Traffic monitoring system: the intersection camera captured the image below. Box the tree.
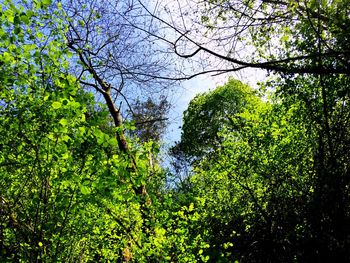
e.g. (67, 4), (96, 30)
(0, 1), (143, 260)
(0, 1), (209, 262)
(61, 0), (176, 129)
(173, 72), (350, 261)
(59, 0), (185, 200)
(270, 74), (350, 261)
(2, 0), (350, 261)
(137, 0), (349, 78)
(129, 96), (170, 143)
(173, 78), (262, 162)
(157, 1), (350, 259)
(174, 79), (316, 261)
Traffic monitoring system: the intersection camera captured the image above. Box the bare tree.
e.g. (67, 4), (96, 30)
(61, 0), (179, 205)
(60, 0), (179, 151)
(63, 0), (177, 99)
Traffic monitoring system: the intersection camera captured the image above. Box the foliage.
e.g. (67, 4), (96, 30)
(271, 74), (350, 261)
(172, 80), (314, 261)
(175, 78), (262, 161)
(138, 0), (349, 79)
(174, 72), (350, 261)
(191, 0), (350, 74)
(0, 1), (207, 262)
(191, 101), (315, 261)
(1, 0), (350, 262)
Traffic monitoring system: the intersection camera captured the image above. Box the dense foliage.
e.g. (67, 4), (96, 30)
(0, 1), (207, 262)
(173, 72), (350, 261)
(174, 79), (261, 161)
(1, 0), (349, 262)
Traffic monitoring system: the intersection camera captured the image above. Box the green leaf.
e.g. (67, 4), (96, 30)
(42, 0), (52, 6)
(59, 118), (68, 126)
(5, 9), (14, 23)
(20, 13), (30, 24)
(52, 101), (61, 109)
(80, 185), (91, 195)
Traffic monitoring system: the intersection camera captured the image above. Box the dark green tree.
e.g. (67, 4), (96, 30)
(174, 79), (315, 261)
(174, 73), (350, 261)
